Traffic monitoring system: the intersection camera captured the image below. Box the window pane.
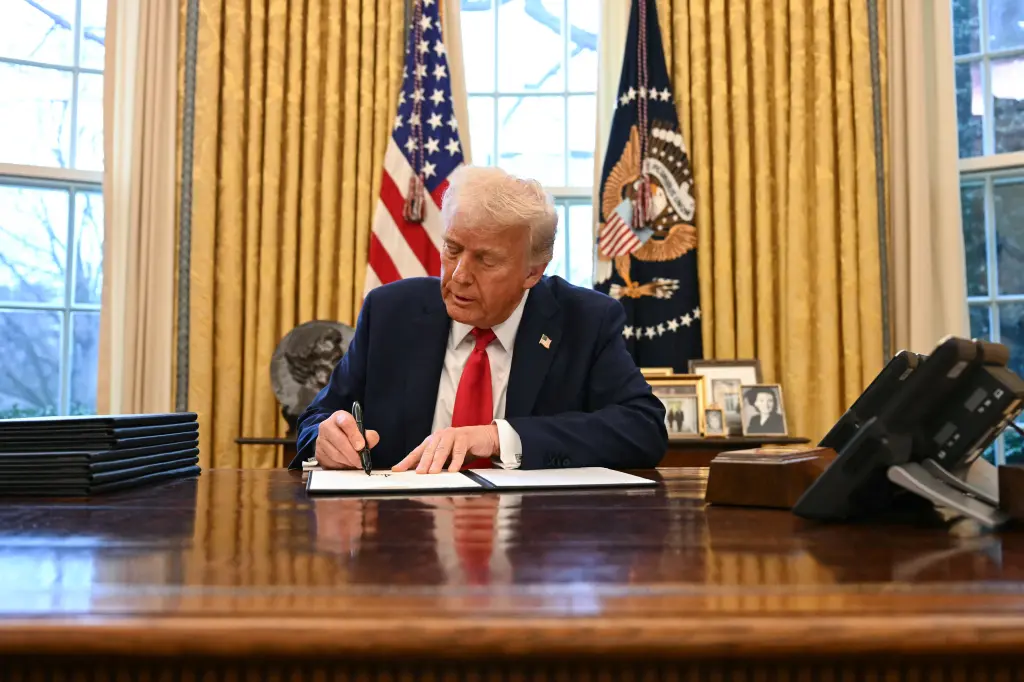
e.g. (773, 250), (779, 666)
(80, 0), (108, 70)
(0, 185), (70, 305)
(70, 312), (99, 414)
(969, 304), (991, 340)
(568, 204), (594, 287)
(497, 96), (565, 185)
(995, 178), (1024, 295)
(0, 310), (62, 419)
(988, 0), (1024, 51)
(1005, 427), (1024, 466)
(467, 96), (495, 166)
(547, 204), (567, 279)
(998, 302), (1024, 380)
(74, 190), (103, 305)
(961, 183), (987, 296)
(0, 0), (76, 66)
(952, 0), (981, 55)
(567, 95), (596, 186)
(497, 0), (564, 93)
(461, 0), (495, 92)
(567, 0), (599, 92)
(0, 63), (73, 167)
(955, 62), (983, 159)
(75, 73), (104, 170)
(992, 56), (1024, 155)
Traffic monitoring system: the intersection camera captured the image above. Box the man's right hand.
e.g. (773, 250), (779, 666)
(315, 410), (380, 469)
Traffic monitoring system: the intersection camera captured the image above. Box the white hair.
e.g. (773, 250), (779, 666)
(440, 166), (558, 264)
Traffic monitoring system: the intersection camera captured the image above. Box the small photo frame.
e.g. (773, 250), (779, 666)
(688, 359), (762, 435)
(703, 406), (727, 437)
(648, 377), (705, 438)
(740, 384), (788, 437)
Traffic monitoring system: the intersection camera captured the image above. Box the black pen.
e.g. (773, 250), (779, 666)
(352, 401), (372, 476)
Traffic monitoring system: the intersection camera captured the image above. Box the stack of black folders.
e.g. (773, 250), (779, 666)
(0, 412), (201, 496)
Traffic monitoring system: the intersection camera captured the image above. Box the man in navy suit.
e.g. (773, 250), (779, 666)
(289, 167), (667, 473)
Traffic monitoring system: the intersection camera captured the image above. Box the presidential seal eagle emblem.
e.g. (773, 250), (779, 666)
(596, 121), (697, 299)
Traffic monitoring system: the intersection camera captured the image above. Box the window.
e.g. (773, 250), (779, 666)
(953, 0), (1024, 463)
(460, 0), (598, 287)
(0, 0), (106, 419)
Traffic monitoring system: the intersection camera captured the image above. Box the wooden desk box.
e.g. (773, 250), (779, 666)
(705, 447), (837, 509)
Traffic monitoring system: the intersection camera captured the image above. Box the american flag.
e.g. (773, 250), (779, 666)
(364, 0), (464, 294)
(598, 201), (643, 257)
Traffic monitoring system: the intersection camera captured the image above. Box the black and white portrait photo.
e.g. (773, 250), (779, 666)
(704, 408), (726, 437)
(741, 384), (787, 436)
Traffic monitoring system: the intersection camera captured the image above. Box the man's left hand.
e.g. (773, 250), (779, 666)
(392, 424), (500, 474)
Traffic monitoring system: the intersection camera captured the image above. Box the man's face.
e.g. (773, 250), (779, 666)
(440, 215), (546, 328)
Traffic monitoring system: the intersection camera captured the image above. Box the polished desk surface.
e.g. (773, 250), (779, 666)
(2, 467), (1024, 661)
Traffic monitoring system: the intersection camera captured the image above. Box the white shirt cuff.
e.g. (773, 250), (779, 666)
(493, 419), (523, 469)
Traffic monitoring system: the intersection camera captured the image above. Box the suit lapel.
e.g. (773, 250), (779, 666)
(403, 292), (450, 453)
(505, 279), (562, 419)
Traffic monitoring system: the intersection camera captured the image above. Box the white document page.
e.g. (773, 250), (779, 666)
(307, 469), (484, 493)
(468, 467), (656, 489)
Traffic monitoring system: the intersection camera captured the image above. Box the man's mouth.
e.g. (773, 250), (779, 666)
(452, 294), (473, 304)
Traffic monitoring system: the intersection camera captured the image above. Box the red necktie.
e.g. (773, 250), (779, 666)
(451, 327), (496, 469)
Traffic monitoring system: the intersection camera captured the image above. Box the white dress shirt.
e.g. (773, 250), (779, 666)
(429, 291), (529, 469)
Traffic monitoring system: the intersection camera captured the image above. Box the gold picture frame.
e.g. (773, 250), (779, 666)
(647, 376), (706, 438)
(640, 367), (675, 378)
(687, 360), (762, 436)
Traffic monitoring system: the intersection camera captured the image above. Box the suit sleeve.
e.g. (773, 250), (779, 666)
(506, 302), (668, 470)
(288, 294), (372, 469)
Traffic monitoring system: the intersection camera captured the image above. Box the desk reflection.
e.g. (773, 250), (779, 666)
(311, 488), (674, 586)
(2, 470), (1024, 621)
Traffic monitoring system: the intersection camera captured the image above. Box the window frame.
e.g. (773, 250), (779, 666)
(0, 173), (103, 416)
(462, 0), (598, 287)
(0, 0), (105, 417)
(955, 0), (1024, 463)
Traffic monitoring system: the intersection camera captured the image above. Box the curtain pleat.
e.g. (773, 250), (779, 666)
(183, 0), (404, 468)
(888, 0), (969, 354)
(657, 0), (888, 441)
(99, 0), (178, 416)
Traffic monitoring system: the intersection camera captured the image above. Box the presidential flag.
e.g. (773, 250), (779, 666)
(365, 0), (464, 294)
(594, 0), (702, 371)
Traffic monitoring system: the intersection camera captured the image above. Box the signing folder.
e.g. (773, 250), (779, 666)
(305, 467), (655, 495)
(0, 412), (202, 496)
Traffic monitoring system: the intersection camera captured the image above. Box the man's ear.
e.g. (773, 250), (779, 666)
(523, 261), (547, 288)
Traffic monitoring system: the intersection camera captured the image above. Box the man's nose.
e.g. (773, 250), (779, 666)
(452, 257), (473, 283)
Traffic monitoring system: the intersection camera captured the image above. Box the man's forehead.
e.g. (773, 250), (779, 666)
(444, 224), (517, 248)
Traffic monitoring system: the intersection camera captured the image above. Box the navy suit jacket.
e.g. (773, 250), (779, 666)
(289, 276), (668, 470)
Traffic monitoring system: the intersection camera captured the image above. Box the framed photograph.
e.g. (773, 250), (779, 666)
(740, 384), (788, 437)
(703, 407), (727, 437)
(648, 377), (705, 438)
(687, 360), (762, 435)
(640, 367), (675, 378)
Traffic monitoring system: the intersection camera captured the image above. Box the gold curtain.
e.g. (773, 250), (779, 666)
(182, 0), (404, 468)
(657, 0), (889, 442)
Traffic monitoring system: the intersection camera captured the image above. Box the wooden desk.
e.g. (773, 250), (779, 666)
(2, 468), (1024, 678)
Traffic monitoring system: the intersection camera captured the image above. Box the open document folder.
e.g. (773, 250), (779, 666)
(305, 467), (656, 495)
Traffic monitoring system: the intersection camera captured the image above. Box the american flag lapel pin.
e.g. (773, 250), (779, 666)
(539, 334), (552, 349)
